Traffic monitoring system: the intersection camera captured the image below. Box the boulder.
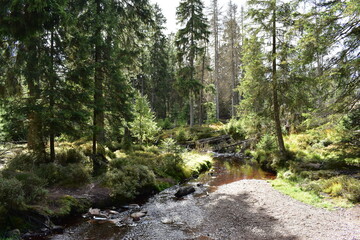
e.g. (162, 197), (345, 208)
(175, 186), (195, 198)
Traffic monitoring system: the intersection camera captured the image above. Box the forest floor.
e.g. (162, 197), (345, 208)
(122, 179), (360, 240)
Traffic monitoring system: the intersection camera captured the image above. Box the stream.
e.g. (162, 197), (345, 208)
(48, 153), (276, 240)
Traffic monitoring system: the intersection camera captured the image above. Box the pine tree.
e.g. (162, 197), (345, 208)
(130, 93), (160, 144)
(175, 0), (210, 127)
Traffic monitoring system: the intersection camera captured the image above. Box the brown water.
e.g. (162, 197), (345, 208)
(49, 154), (276, 240)
(195, 154), (276, 193)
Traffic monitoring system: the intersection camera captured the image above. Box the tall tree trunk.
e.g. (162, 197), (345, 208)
(230, 3), (236, 118)
(49, 29), (56, 162)
(272, 2), (286, 155)
(190, 91), (194, 127)
(93, 0), (105, 155)
(26, 39), (46, 158)
(213, 0), (220, 121)
(199, 47), (206, 125)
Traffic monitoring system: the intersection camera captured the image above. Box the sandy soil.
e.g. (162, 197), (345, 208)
(123, 180), (360, 240)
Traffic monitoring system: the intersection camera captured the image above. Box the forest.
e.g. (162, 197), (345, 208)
(0, 0), (359, 239)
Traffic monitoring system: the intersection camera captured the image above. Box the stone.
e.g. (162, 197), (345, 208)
(161, 217), (174, 224)
(88, 208), (101, 216)
(175, 186), (195, 198)
(130, 211), (146, 221)
(122, 204), (140, 210)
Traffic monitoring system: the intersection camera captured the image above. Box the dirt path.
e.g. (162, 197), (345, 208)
(123, 180), (360, 240)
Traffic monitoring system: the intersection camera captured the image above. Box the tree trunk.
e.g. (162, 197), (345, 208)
(272, 2), (286, 155)
(26, 39), (46, 158)
(213, 0), (220, 121)
(190, 91), (194, 127)
(230, 4), (236, 118)
(199, 48), (206, 125)
(49, 30), (56, 162)
(93, 0), (105, 155)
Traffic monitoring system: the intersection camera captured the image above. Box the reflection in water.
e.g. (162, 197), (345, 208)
(195, 156), (276, 193)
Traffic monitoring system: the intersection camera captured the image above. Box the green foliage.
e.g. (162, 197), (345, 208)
(49, 195), (90, 217)
(56, 148), (88, 166)
(159, 138), (182, 153)
(6, 153), (36, 171)
(256, 134), (277, 152)
(11, 172), (47, 204)
(322, 176), (360, 203)
(181, 151), (212, 178)
(158, 118), (173, 130)
(129, 94), (160, 144)
(106, 165), (156, 201)
(271, 178), (336, 209)
(0, 177), (25, 209)
(175, 127), (190, 143)
(204, 102), (216, 123)
(224, 119), (245, 140)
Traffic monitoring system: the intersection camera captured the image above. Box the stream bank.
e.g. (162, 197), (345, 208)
(48, 153), (277, 239)
(48, 153), (360, 240)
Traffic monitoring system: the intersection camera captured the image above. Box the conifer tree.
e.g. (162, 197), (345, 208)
(175, 0), (210, 127)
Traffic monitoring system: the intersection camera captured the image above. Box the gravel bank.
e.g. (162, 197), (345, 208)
(124, 180), (360, 240)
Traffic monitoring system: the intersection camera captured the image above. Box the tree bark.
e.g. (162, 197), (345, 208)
(272, 2), (286, 155)
(49, 29), (56, 162)
(199, 47), (206, 125)
(190, 91), (194, 127)
(26, 39), (46, 158)
(213, 0), (220, 121)
(93, 0), (105, 155)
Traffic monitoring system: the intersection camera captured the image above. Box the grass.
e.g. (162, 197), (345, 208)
(181, 151), (213, 178)
(271, 178), (353, 209)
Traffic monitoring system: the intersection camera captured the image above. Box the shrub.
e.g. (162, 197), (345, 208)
(0, 177), (24, 209)
(224, 119), (245, 140)
(35, 163), (61, 185)
(106, 164), (156, 201)
(35, 163), (91, 187)
(256, 134), (277, 152)
(7, 153), (36, 171)
(59, 164), (91, 187)
(56, 148), (88, 165)
(176, 128), (190, 143)
(13, 172), (47, 204)
(158, 118), (172, 130)
(159, 138), (182, 153)
(322, 176), (360, 203)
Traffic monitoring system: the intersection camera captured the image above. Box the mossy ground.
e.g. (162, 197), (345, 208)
(270, 125), (360, 208)
(0, 126), (216, 232)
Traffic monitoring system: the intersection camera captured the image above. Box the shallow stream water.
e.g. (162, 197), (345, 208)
(49, 153), (276, 240)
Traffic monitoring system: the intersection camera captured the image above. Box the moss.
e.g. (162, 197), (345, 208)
(271, 178), (337, 209)
(181, 151), (213, 178)
(47, 195), (91, 217)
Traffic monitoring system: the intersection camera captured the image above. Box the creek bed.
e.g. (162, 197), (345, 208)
(48, 153), (276, 240)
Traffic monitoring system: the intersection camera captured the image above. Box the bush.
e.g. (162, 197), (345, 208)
(159, 138), (182, 153)
(256, 134), (277, 152)
(0, 177), (25, 209)
(106, 164), (156, 201)
(158, 118), (172, 130)
(12, 172), (47, 204)
(58, 164), (91, 187)
(224, 119), (245, 140)
(35, 163), (90, 187)
(322, 176), (360, 203)
(176, 128), (190, 143)
(7, 153), (36, 171)
(56, 148), (88, 165)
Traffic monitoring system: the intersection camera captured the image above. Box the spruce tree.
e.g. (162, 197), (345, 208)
(175, 0), (210, 127)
